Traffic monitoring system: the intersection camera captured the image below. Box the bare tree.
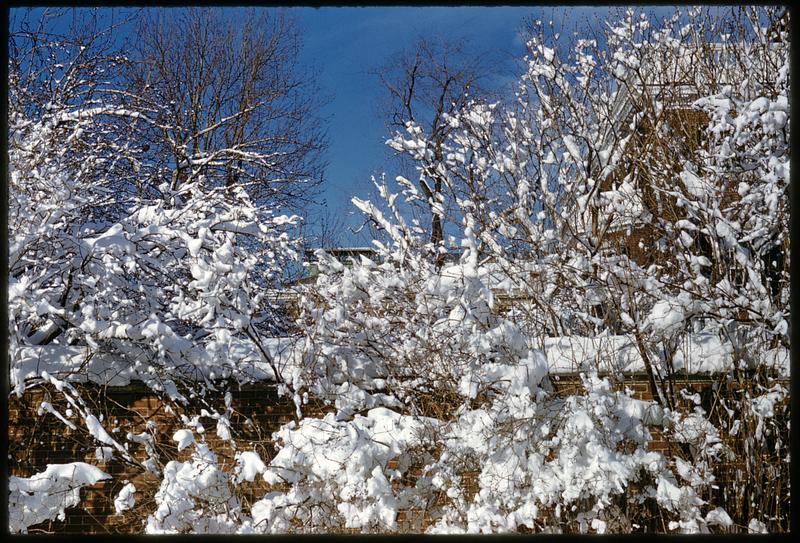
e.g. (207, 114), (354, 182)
(124, 7), (328, 208)
(374, 37), (495, 254)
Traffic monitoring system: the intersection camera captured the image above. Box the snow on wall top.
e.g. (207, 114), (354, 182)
(11, 333), (788, 392)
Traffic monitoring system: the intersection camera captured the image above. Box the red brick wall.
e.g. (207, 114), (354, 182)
(8, 374), (789, 533)
(8, 381), (330, 534)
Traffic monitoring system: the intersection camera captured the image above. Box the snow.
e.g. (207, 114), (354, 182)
(748, 518), (768, 533)
(10, 336), (299, 395)
(38, 401), (77, 430)
(646, 300), (685, 337)
(86, 414), (117, 446)
(680, 170), (712, 199)
(234, 451), (267, 484)
(96, 447), (114, 462)
(173, 429), (195, 452)
(9, 463), (111, 533)
(8, 5), (789, 535)
(146, 443), (240, 533)
(762, 347), (789, 376)
(114, 483), (136, 514)
(544, 335), (644, 374)
(749, 384), (787, 440)
(705, 507), (733, 528)
(459, 349), (548, 398)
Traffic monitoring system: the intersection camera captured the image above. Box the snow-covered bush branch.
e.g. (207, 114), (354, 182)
(7, 6), (788, 534)
(274, 6), (789, 534)
(8, 14), (306, 533)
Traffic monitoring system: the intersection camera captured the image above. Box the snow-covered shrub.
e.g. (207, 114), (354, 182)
(8, 16), (300, 407)
(293, 177), (517, 419)
(6, 6), (788, 534)
(274, 6), (789, 534)
(245, 408), (439, 532)
(272, 183), (733, 532)
(146, 437), (242, 534)
(8, 16), (304, 533)
(424, 374), (663, 533)
(114, 483), (136, 515)
(9, 463), (111, 533)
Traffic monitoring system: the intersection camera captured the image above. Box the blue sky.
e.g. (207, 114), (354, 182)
(292, 6), (539, 243)
(9, 5), (683, 245)
(290, 6), (687, 244)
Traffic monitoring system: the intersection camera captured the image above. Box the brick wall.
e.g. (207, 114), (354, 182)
(8, 373), (789, 533)
(8, 381), (331, 534)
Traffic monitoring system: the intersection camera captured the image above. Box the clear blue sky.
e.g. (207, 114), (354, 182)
(9, 5), (682, 245)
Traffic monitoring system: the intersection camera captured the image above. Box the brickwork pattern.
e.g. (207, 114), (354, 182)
(8, 374), (789, 533)
(8, 382), (331, 534)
